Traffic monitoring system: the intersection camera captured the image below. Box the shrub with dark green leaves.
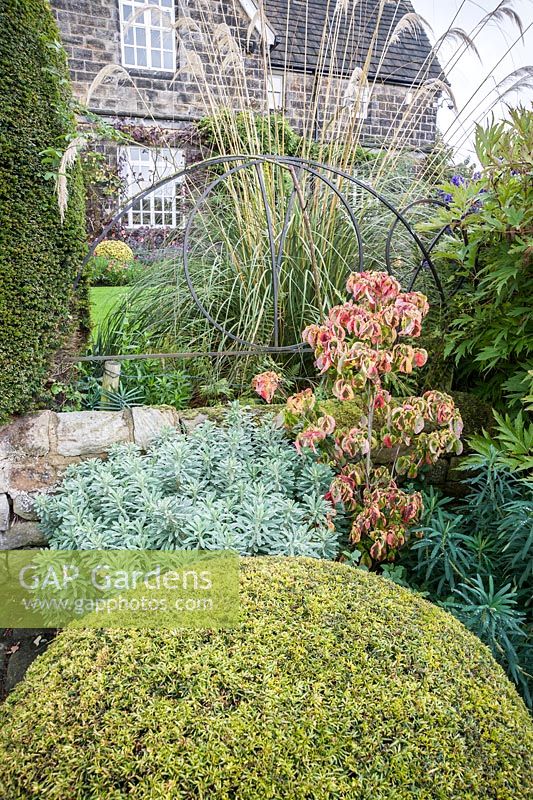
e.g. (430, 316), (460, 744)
(397, 449), (533, 706)
(469, 408), (533, 473)
(0, 0), (87, 424)
(0, 558), (531, 799)
(424, 107), (533, 410)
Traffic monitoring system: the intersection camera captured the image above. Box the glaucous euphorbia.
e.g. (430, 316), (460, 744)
(253, 271), (463, 567)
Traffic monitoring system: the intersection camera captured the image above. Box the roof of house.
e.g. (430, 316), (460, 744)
(264, 0), (443, 86)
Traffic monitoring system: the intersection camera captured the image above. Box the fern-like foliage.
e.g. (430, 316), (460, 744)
(398, 451), (532, 706)
(36, 404), (340, 560)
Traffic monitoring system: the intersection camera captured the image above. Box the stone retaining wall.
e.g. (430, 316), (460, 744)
(0, 405), (215, 548)
(1, 396), (490, 548)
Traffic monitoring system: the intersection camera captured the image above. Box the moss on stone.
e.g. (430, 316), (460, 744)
(178, 405), (228, 424)
(449, 391), (494, 441)
(319, 398), (365, 431)
(178, 404), (286, 425)
(0, 557), (531, 799)
(320, 392), (493, 440)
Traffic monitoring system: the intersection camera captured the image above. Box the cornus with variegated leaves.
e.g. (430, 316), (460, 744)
(253, 271), (463, 568)
(251, 371), (282, 404)
(301, 271), (430, 393)
(286, 388), (316, 416)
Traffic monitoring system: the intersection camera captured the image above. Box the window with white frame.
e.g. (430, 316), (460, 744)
(351, 86), (370, 119)
(356, 86), (370, 119)
(119, 0), (175, 72)
(267, 72), (284, 111)
(342, 81), (370, 120)
(119, 146), (185, 228)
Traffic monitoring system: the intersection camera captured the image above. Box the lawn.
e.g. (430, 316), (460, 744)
(89, 286), (129, 333)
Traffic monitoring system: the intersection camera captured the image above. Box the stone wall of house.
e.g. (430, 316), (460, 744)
(367, 83), (437, 148)
(51, 0), (437, 151)
(51, 0), (269, 120)
(284, 72), (437, 149)
(51, 0), (438, 243)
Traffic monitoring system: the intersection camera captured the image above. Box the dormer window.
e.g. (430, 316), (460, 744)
(119, 0), (176, 72)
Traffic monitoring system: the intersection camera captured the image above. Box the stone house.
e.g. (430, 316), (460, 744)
(50, 0), (443, 234)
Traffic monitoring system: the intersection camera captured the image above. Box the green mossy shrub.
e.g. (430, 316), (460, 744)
(1, 558), (531, 800)
(0, 0), (87, 424)
(320, 392), (492, 443)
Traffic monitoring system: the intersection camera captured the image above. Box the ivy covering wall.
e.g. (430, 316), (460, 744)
(0, 0), (87, 424)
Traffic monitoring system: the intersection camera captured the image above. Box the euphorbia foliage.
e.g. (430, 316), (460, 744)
(253, 271), (463, 567)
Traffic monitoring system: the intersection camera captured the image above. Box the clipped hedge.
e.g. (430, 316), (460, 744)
(1, 558), (531, 799)
(0, 0), (87, 424)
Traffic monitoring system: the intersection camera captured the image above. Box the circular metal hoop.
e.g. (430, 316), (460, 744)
(80, 154), (454, 354)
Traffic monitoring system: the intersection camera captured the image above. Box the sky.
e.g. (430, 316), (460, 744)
(413, 0), (533, 163)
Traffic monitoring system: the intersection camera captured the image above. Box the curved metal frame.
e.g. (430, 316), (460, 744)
(79, 154), (454, 354)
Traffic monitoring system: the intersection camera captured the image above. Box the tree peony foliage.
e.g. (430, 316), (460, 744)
(253, 271), (464, 567)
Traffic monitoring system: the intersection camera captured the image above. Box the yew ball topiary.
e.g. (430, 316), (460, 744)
(0, 558), (531, 800)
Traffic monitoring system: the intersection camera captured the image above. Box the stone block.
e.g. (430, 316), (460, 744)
(56, 410), (131, 457)
(0, 462), (11, 495)
(180, 413), (208, 434)
(442, 480), (471, 499)
(12, 492), (43, 522)
(0, 494), (10, 531)
(0, 411), (54, 458)
(0, 440), (12, 494)
(8, 463), (60, 495)
(0, 522), (47, 550)
(5, 639), (49, 694)
(131, 406), (180, 450)
(447, 456), (468, 483)
(421, 458), (449, 485)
